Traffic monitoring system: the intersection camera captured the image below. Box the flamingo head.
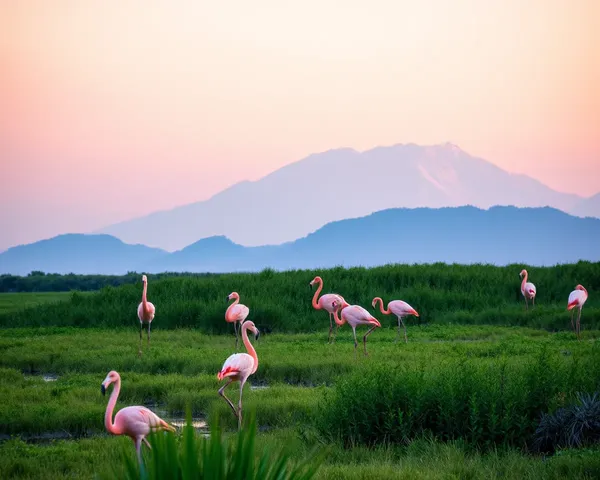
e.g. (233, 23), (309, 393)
(371, 297), (382, 308)
(142, 274), (147, 283)
(227, 292), (239, 302)
(519, 269), (527, 278)
(101, 370), (120, 396)
(243, 320), (260, 340)
(332, 298), (343, 311)
(309, 276), (322, 288)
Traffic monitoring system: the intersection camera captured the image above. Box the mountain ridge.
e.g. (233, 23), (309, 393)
(95, 142), (590, 251)
(3, 205), (600, 275)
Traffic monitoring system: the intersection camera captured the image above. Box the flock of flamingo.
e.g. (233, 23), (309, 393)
(100, 271), (589, 463)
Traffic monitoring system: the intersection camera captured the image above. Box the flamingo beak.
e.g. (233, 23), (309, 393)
(255, 330), (260, 341)
(101, 384), (106, 396)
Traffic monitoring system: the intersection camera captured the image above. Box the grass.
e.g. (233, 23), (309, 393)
(0, 325), (599, 478)
(1, 262), (598, 331)
(0, 292), (74, 314)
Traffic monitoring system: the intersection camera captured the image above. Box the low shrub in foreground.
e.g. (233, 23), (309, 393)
(112, 411), (324, 480)
(315, 346), (600, 451)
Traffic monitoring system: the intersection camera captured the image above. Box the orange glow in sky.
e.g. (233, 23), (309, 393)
(1, 0), (599, 250)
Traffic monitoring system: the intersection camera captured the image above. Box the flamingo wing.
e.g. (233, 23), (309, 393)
(389, 300), (419, 317)
(344, 305), (381, 326)
(567, 290), (585, 310)
(137, 302), (155, 322)
(227, 304), (249, 322)
(320, 293), (345, 313)
(217, 353), (254, 380)
(114, 406), (174, 436)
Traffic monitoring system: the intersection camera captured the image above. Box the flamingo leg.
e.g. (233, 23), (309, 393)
(396, 316), (408, 343)
(363, 325), (378, 356)
(577, 308), (582, 341)
(218, 378), (238, 418)
(570, 309), (575, 332)
(142, 437), (151, 449)
(147, 322), (151, 347)
(352, 326), (358, 358)
(532, 296), (535, 307)
(138, 323), (143, 355)
(524, 296), (528, 310)
(233, 321), (239, 351)
(238, 378), (246, 431)
(328, 312), (333, 343)
(134, 436), (143, 465)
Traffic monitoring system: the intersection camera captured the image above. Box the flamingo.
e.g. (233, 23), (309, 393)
(310, 276), (349, 343)
(567, 284), (588, 340)
(226, 292), (250, 351)
(332, 298), (381, 356)
(101, 370), (175, 465)
(519, 269), (537, 309)
(137, 274), (155, 353)
(217, 320), (260, 430)
(372, 297), (419, 343)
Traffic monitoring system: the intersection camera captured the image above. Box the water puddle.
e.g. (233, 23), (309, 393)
(0, 430), (104, 444)
(22, 373), (60, 382)
(250, 384), (269, 390)
(149, 405), (210, 436)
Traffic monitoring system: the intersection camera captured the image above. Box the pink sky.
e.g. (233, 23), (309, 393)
(1, 0), (599, 251)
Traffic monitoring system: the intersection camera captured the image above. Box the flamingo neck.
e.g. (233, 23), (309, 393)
(521, 272), (528, 290)
(142, 282), (149, 311)
(373, 297), (390, 314)
(332, 307), (346, 326)
(581, 286), (588, 298)
(105, 379), (122, 435)
(311, 280), (323, 309)
(241, 323), (258, 373)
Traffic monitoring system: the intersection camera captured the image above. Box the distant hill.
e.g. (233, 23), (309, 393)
(96, 143), (585, 251)
(0, 234), (167, 275)
(571, 192), (600, 219)
(4, 206), (599, 275)
(143, 205), (600, 272)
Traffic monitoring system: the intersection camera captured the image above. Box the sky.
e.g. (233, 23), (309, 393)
(1, 0), (599, 251)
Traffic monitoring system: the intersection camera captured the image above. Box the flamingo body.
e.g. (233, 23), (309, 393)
(217, 320), (260, 430)
(332, 301), (381, 356)
(372, 297), (419, 343)
(137, 275), (155, 354)
(226, 292), (250, 350)
(310, 276), (349, 343)
(102, 370), (175, 464)
(519, 269), (536, 309)
(567, 284), (588, 340)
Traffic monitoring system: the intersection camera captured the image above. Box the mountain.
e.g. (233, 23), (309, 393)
(144, 205), (600, 272)
(97, 143), (584, 252)
(571, 192), (600, 219)
(5, 206), (599, 276)
(0, 234), (167, 275)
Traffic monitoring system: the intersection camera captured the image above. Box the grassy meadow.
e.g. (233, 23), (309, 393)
(1, 262), (599, 479)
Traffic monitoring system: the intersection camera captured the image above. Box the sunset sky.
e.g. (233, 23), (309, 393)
(1, 0), (599, 251)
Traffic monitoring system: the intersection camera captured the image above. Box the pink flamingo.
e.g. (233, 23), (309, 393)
(372, 296), (419, 343)
(226, 292), (250, 351)
(567, 284), (588, 340)
(519, 269), (537, 309)
(310, 276), (349, 343)
(217, 320), (260, 430)
(101, 370), (175, 464)
(332, 298), (381, 356)
(137, 274), (155, 353)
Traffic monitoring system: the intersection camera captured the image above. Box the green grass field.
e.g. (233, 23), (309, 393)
(0, 292), (74, 314)
(0, 263), (599, 479)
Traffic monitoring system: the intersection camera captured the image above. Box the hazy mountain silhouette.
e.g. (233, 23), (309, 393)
(96, 143), (585, 251)
(4, 206), (596, 275)
(571, 192), (600, 219)
(142, 206), (600, 272)
(0, 234), (167, 275)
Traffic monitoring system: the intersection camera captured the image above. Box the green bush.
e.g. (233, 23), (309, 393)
(314, 345), (600, 451)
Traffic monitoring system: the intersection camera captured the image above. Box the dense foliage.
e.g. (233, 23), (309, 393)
(0, 271), (220, 293)
(1, 262), (598, 332)
(315, 345), (600, 451)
